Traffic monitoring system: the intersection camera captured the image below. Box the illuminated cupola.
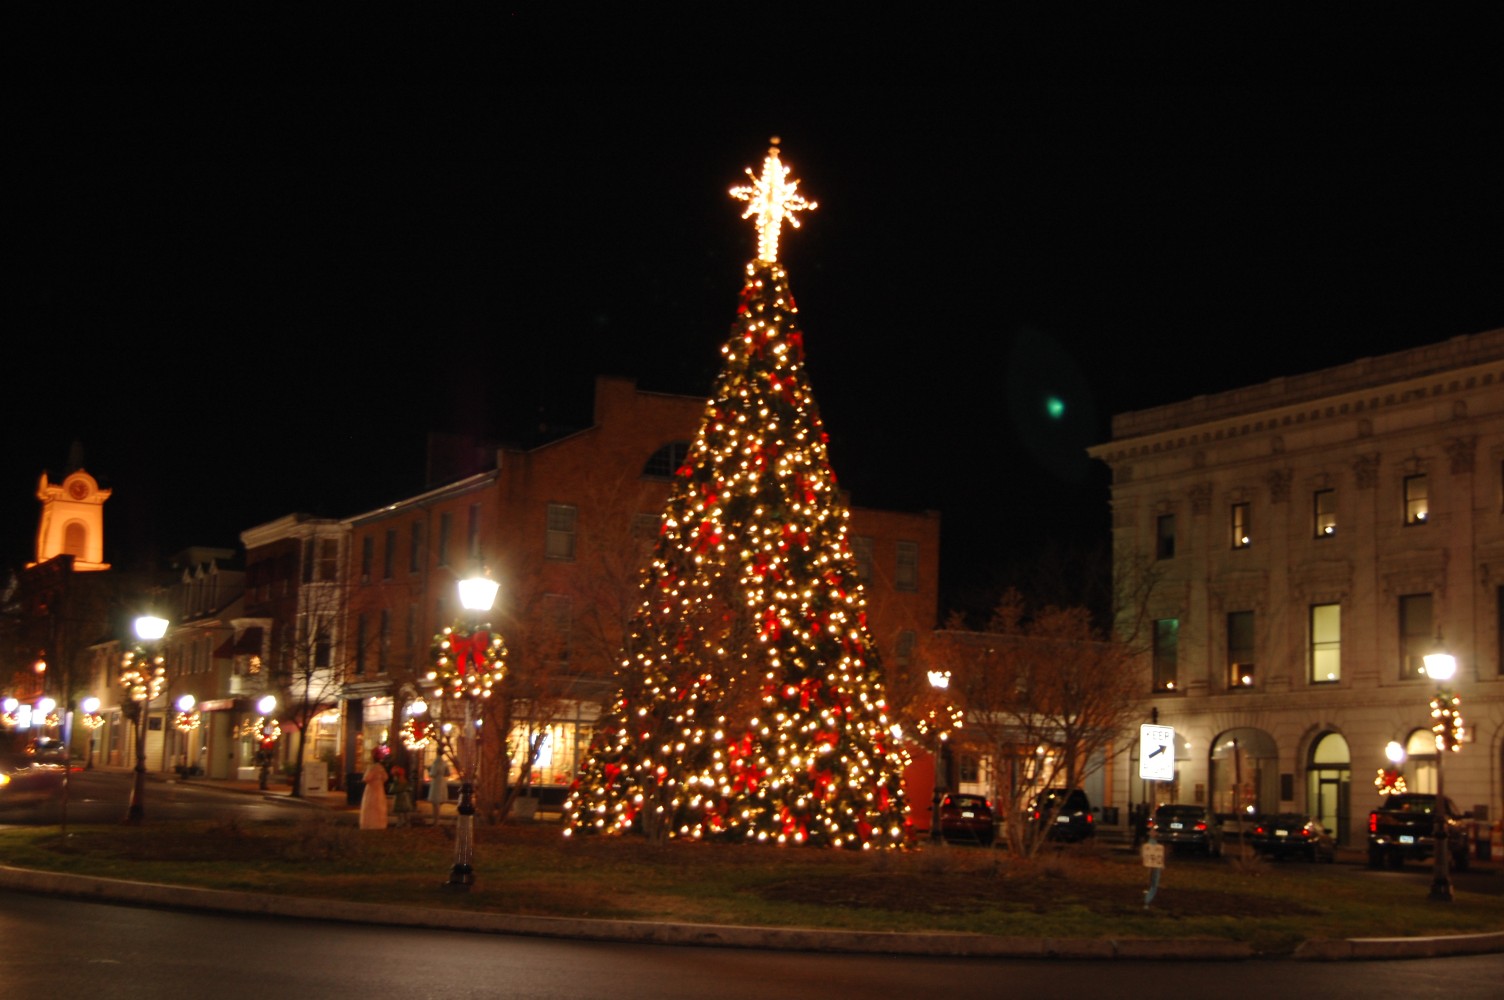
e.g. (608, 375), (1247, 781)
(32, 469), (112, 571)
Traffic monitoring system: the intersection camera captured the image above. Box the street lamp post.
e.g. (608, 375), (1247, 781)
(122, 614), (168, 825)
(928, 669), (950, 843)
(1422, 640), (1463, 903)
(429, 571), (505, 890)
(80, 697), (103, 770)
(175, 694), (200, 776)
(254, 694), (279, 790)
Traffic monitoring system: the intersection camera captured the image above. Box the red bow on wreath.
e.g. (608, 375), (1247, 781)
(449, 631), (492, 676)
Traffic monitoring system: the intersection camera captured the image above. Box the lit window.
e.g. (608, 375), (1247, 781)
(546, 503), (577, 561)
(1310, 604), (1340, 683)
(1153, 619), (1179, 691)
(1314, 489), (1336, 538)
(1404, 475), (1429, 525)
(1231, 503), (1251, 549)
(1227, 611), (1255, 689)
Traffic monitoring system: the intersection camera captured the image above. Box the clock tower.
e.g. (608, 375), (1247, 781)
(32, 469), (111, 571)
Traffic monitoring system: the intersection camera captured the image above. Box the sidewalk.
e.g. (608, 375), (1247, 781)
(159, 771), (465, 824)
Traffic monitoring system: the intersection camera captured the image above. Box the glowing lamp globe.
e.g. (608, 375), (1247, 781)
(82, 697), (100, 714)
(458, 574), (500, 613)
(177, 694), (196, 713)
(135, 615), (168, 641)
(1423, 648), (1456, 682)
(257, 695), (277, 715)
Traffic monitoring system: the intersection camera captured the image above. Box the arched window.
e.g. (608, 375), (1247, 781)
(1405, 728), (1438, 794)
(1210, 728), (1279, 817)
(63, 521), (89, 559)
(642, 441), (691, 479)
(1307, 732), (1351, 845)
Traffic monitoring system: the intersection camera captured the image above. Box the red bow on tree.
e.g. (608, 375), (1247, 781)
(449, 631), (491, 676)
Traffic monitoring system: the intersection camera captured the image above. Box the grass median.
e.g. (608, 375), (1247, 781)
(3, 816), (1502, 955)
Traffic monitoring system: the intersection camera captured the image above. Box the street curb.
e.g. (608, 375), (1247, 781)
(4, 862), (1503, 961)
(0, 864), (1256, 959)
(1293, 930), (1504, 961)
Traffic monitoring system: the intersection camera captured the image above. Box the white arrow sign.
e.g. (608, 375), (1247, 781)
(1139, 724), (1176, 781)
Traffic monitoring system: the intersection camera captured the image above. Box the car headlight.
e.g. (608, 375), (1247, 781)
(0, 773), (10, 789)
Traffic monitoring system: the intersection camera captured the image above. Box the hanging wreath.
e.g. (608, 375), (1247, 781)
(401, 715), (433, 749)
(427, 625), (508, 700)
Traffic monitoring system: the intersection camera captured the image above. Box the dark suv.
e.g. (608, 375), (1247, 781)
(1030, 788), (1094, 842)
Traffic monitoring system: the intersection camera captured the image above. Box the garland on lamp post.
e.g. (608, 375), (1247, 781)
(1422, 641), (1463, 903)
(121, 613), (168, 824)
(426, 573), (505, 890)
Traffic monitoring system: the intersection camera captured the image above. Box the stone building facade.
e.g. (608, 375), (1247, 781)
(1088, 329), (1504, 847)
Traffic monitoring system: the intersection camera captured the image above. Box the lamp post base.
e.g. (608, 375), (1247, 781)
(444, 864), (475, 890)
(1428, 875), (1454, 902)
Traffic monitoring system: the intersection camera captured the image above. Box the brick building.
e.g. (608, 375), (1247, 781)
(339, 375), (942, 795)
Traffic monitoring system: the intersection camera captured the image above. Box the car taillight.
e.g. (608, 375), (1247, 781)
(1086, 813), (1093, 824)
(1254, 825), (1266, 836)
(1032, 810), (1041, 821)
(1369, 812), (1378, 833)
(1194, 821), (1206, 831)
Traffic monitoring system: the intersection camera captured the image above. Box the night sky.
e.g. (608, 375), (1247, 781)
(6, 86), (1502, 614)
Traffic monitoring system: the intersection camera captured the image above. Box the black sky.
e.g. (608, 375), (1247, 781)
(5, 86), (1502, 613)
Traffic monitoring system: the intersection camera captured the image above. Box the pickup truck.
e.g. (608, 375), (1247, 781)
(1367, 793), (1470, 870)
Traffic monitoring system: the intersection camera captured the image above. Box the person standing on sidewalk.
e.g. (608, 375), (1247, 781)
(359, 752), (390, 830)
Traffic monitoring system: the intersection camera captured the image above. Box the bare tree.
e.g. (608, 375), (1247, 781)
(471, 470), (670, 825)
(934, 569), (1155, 857)
(277, 576), (384, 797)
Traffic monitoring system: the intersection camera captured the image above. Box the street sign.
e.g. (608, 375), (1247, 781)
(1139, 724), (1176, 781)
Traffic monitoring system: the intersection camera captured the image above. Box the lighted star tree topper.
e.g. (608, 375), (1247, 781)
(729, 137), (817, 264)
(565, 141), (906, 848)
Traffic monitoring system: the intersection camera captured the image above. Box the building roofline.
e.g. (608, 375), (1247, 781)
(1098, 327), (1504, 446)
(343, 470), (501, 526)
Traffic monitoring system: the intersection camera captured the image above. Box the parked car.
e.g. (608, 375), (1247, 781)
(1367, 793), (1470, 870)
(1030, 788), (1094, 843)
(1150, 803), (1221, 856)
(1249, 813), (1336, 862)
(938, 793), (994, 845)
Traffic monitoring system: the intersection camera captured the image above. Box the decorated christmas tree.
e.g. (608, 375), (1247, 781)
(564, 141), (907, 848)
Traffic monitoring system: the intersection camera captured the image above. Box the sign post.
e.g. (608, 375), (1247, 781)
(1138, 723), (1176, 907)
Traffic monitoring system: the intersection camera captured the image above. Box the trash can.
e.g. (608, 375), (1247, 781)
(347, 773), (364, 806)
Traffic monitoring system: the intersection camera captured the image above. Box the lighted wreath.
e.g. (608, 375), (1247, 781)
(427, 625), (508, 700)
(119, 648), (166, 704)
(401, 715), (433, 749)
